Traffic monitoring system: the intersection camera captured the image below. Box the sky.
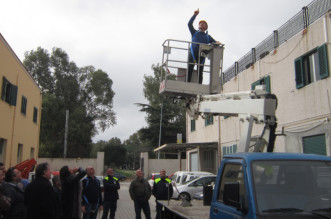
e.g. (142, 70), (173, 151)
(0, 0), (313, 143)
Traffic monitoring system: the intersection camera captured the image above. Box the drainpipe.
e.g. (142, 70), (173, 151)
(9, 74), (19, 166)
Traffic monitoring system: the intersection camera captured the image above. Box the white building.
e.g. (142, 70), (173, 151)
(184, 0), (331, 173)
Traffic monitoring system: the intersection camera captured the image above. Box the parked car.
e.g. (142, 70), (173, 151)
(193, 191), (204, 200)
(148, 173), (161, 188)
(95, 176), (104, 192)
(172, 175), (216, 201)
(113, 172), (126, 181)
(171, 171), (213, 186)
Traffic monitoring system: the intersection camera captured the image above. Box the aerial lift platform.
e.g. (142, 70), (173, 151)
(159, 39), (277, 152)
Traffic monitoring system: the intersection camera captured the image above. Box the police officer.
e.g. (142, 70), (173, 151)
(152, 169), (173, 219)
(102, 168), (120, 219)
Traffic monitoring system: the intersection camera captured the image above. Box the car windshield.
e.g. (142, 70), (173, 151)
(252, 160), (331, 214)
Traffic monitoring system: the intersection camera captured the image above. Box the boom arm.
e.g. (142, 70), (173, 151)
(186, 86), (278, 152)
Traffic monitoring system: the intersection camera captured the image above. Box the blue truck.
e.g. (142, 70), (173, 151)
(210, 152), (331, 219)
(159, 152), (331, 219)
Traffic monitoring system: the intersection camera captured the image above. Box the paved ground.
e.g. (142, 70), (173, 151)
(96, 182), (156, 219)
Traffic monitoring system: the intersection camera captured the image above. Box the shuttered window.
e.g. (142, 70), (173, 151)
(303, 134), (326, 156)
(33, 107), (38, 123)
(294, 43), (329, 89)
(21, 96), (27, 115)
(191, 120), (196, 132)
(1, 77), (18, 106)
(205, 115), (214, 126)
(251, 75), (271, 93)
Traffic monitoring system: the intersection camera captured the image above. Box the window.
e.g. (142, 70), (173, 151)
(251, 75), (270, 93)
(17, 144), (23, 163)
(205, 115), (213, 126)
(191, 120), (196, 132)
(1, 77), (18, 106)
(217, 163), (248, 209)
(204, 150), (215, 169)
(190, 176), (216, 187)
(222, 144), (237, 156)
(295, 44), (329, 89)
(303, 134), (326, 155)
(30, 147), (35, 159)
(33, 107), (38, 123)
(0, 139), (7, 163)
(21, 96), (27, 115)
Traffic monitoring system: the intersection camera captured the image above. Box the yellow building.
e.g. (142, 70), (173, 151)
(0, 33), (42, 167)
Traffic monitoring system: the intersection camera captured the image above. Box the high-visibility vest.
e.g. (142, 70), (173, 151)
(155, 178), (171, 184)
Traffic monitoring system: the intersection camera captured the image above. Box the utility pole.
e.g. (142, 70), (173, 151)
(64, 110), (69, 158)
(158, 103), (163, 159)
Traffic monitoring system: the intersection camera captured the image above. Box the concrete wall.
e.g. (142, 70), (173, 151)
(0, 33), (42, 167)
(188, 12), (331, 156)
(140, 152), (186, 178)
(38, 152), (105, 176)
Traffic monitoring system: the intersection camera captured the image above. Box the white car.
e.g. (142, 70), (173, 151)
(148, 173), (161, 188)
(171, 171), (213, 186)
(172, 175), (216, 201)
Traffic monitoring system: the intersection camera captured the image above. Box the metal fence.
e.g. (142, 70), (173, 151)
(223, 0), (331, 84)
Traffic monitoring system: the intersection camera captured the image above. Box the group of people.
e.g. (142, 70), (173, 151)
(129, 169), (173, 219)
(0, 161), (174, 219)
(0, 162), (119, 219)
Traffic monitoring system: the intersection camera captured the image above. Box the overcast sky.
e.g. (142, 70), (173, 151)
(0, 0), (313, 143)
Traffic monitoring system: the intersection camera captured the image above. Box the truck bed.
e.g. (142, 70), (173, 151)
(158, 200), (210, 219)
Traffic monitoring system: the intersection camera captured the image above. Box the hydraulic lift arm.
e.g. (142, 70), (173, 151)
(186, 86), (278, 152)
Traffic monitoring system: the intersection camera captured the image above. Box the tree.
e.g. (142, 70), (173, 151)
(104, 138), (126, 168)
(24, 47), (116, 158)
(123, 132), (146, 169)
(137, 64), (186, 151)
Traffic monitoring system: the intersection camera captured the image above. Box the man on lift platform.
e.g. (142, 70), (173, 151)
(188, 9), (220, 84)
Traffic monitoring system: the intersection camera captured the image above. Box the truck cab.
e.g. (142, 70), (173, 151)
(210, 153), (331, 219)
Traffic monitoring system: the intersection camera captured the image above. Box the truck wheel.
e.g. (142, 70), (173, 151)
(179, 192), (191, 201)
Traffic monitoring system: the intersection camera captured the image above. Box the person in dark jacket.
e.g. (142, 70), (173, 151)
(0, 167), (26, 219)
(0, 169), (10, 219)
(60, 166), (86, 219)
(81, 166), (103, 219)
(187, 9), (219, 84)
(52, 175), (62, 219)
(152, 169), (173, 219)
(129, 169), (151, 219)
(25, 162), (57, 219)
(102, 168), (120, 219)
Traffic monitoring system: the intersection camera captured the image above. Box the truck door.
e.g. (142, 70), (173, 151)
(210, 161), (252, 219)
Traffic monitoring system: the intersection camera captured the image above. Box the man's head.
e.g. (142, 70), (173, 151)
(86, 166), (95, 178)
(107, 168), (114, 177)
(5, 167), (19, 183)
(36, 162), (51, 180)
(199, 20), (208, 32)
(136, 169), (143, 179)
(160, 169), (166, 179)
(52, 175), (61, 188)
(0, 162), (5, 173)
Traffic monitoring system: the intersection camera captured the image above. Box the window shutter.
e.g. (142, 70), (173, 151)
(303, 134), (326, 155)
(317, 44), (329, 79)
(264, 75), (271, 93)
(33, 107), (38, 123)
(10, 84), (18, 106)
(251, 80), (260, 91)
(1, 77), (8, 101)
(191, 120), (195, 131)
(294, 57), (305, 89)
